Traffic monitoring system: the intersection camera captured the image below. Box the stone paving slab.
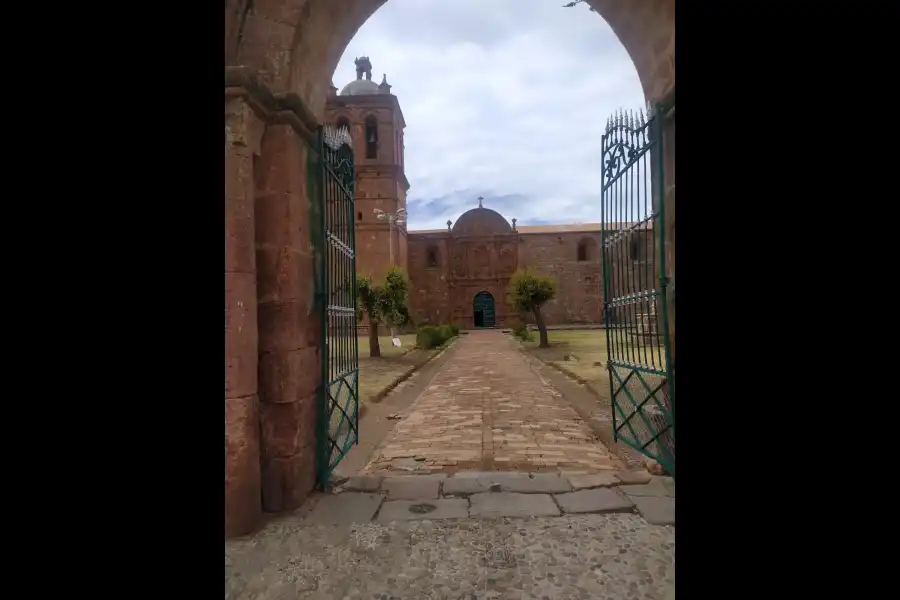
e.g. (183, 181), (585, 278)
(616, 469), (653, 484)
(554, 488), (635, 515)
(620, 477), (674, 498)
(304, 493), (383, 525)
(469, 492), (561, 518)
(375, 499), (469, 522)
(568, 473), (621, 490)
(343, 475), (383, 492)
(442, 475), (492, 496)
(381, 475), (443, 500)
(631, 496), (675, 525)
(492, 472), (574, 493)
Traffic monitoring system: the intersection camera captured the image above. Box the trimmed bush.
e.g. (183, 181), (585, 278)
(417, 323), (459, 349)
(510, 319), (527, 338)
(417, 325), (441, 349)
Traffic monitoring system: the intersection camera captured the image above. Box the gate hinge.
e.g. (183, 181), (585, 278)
(659, 277), (670, 288)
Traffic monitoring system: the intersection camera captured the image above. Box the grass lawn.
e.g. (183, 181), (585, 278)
(357, 334), (418, 358)
(521, 328), (669, 394)
(521, 329), (611, 390)
(356, 333), (430, 406)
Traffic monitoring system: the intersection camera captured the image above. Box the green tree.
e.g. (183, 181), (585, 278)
(508, 268), (557, 348)
(356, 267), (411, 358)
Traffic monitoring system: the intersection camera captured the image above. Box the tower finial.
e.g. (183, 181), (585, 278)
(354, 56), (373, 81)
(477, 196), (484, 208)
(378, 73), (392, 94)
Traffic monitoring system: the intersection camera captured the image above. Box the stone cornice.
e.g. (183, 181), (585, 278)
(357, 164), (411, 192)
(224, 66), (321, 145)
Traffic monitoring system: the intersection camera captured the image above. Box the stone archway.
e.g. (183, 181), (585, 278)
(473, 291), (496, 328)
(224, 0), (676, 538)
(226, 0), (674, 114)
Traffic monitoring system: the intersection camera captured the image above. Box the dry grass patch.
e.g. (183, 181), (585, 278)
(521, 329), (612, 398)
(357, 334), (434, 405)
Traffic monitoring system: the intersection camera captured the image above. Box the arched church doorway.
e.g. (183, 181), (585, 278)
(473, 292), (496, 328)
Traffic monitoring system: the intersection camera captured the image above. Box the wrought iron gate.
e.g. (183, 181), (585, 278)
(314, 125), (359, 486)
(600, 107), (675, 476)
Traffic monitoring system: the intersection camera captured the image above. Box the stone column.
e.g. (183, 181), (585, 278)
(255, 124), (321, 512)
(225, 98), (263, 538)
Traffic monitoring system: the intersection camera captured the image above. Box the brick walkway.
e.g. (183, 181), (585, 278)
(363, 330), (626, 474)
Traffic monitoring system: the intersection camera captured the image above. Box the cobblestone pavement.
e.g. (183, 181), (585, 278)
(363, 330), (626, 475)
(225, 511), (675, 600)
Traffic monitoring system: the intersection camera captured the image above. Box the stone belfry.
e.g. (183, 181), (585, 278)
(326, 56), (410, 281)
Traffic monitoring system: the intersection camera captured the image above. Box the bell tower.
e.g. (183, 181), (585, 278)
(326, 57), (410, 281)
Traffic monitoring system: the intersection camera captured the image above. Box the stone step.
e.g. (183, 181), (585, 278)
(309, 470), (674, 526)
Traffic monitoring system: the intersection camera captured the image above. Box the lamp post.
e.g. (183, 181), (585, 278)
(373, 207), (407, 267)
(373, 207), (407, 339)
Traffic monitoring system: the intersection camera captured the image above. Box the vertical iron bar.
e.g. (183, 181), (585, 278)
(614, 117), (626, 370)
(600, 124), (617, 443)
(632, 115), (648, 369)
(627, 111), (641, 368)
(653, 104), (675, 460)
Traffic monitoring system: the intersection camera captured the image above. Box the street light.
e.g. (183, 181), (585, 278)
(374, 207), (407, 266)
(374, 207), (408, 340)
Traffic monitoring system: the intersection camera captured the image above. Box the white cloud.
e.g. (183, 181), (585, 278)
(333, 0), (645, 230)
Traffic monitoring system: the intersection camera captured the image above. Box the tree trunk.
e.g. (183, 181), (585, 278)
(369, 321), (381, 357)
(533, 306), (549, 348)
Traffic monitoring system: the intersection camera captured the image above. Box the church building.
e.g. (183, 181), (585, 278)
(327, 58), (648, 329)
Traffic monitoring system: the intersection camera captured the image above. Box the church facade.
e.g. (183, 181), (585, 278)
(327, 59), (646, 329)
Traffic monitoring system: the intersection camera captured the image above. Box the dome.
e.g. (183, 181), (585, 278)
(340, 79), (380, 96)
(452, 207), (513, 236)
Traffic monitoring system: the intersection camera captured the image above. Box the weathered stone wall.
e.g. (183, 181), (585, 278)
(408, 233), (453, 326)
(224, 69), (323, 539)
(225, 97), (263, 539)
(517, 232), (604, 325)
(255, 124), (321, 517)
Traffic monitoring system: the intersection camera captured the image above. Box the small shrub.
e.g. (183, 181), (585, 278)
(510, 319), (527, 338)
(416, 325), (441, 349)
(437, 324), (453, 344)
(518, 328), (534, 342)
(417, 323), (459, 349)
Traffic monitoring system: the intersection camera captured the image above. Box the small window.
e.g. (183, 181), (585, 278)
(426, 247), (439, 268)
(630, 235), (641, 261)
(577, 236), (597, 262)
(365, 116), (378, 159)
(357, 211), (362, 221)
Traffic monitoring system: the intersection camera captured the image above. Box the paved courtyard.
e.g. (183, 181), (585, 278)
(225, 330), (675, 600)
(226, 510), (674, 600)
(363, 330), (626, 475)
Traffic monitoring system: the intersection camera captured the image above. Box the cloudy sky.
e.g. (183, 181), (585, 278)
(333, 0), (645, 230)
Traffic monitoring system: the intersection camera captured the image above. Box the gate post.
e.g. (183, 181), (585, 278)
(255, 124), (322, 513)
(225, 97), (263, 538)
